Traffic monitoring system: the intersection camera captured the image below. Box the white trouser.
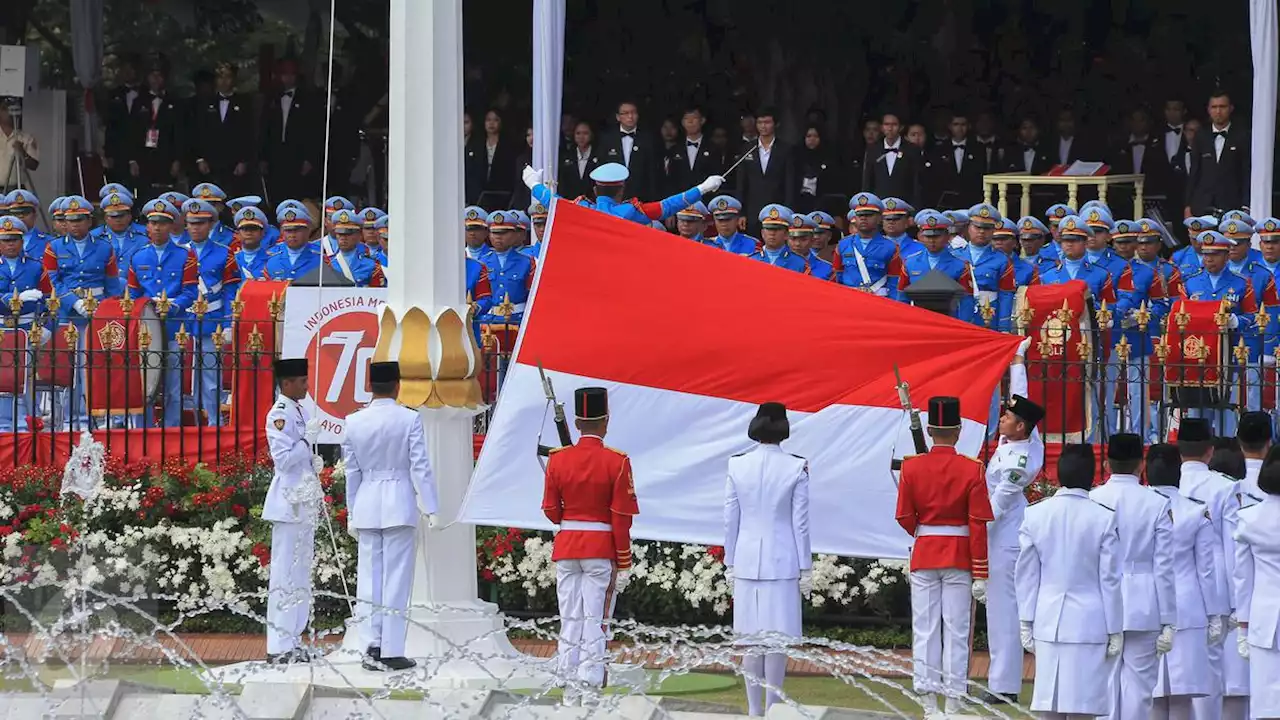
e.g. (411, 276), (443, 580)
(910, 568), (972, 699)
(986, 544), (1022, 694)
(1152, 696), (1194, 720)
(266, 521), (315, 655)
(743, 652), (787, 717)
(356, 525), (416, 658)
(1192, 640), (1224, 720)
(555, 558), (616, 687)
(1105, 629), (1157, 720)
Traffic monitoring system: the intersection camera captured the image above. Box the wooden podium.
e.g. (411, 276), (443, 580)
(982, 172), (1146, 219)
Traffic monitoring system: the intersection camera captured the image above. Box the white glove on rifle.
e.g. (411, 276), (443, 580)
(724, 566), (734, 591)
(17, 289), (42, 303)
(970, 579), (987, 604)
(521, 165), (544, 190)
(1208, 614), (1225, 645)
(1015, 337), (1031, 359)
(614, 568), (632, 594)
(1019, 621), (1034, 653)
(304, 417), (321, 445)
(1106, 633), (1124, 657)
(1156, 624), (1175, 655)
(696, 175), (724, 195)
(798, 570), (813, 598)
(1238, 632), (1250, 659)
(311, 455), (324, 477)
(426, 513), (440, 530)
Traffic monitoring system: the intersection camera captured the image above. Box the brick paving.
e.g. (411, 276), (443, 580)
(2, 633), (1035, 681)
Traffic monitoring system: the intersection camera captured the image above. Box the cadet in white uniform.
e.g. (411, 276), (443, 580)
(1233, 459), (1280, 720)
(980, 343), (1045, 704)
(342, 361), (439, 672)
(1147, 443), (1229, 719)
(1016, 444), (1124, 719)
(725, 402), (812, 718)
(1089, 434), (1177, 720)
(263, 358), (323, 663)
(1179, 418), (1238, 720)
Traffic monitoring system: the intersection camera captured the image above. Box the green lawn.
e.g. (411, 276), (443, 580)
(0, 665), (1034, 717)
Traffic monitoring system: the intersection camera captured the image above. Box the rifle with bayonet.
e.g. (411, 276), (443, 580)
(890, 364), (929, 472)
(536, 361), (573, 465)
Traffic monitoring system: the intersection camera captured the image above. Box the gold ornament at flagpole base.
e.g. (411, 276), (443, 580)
(373, 304), (485, 411)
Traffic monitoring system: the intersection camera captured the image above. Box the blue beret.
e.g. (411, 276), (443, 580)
(278, 205), (313, 227)
(1184, 215), (1218, 233)
(510, 210), (530, 228)
(463, 206), (488, 227)
(1222, 210), (1256, 228)
(62, 196), (93, 218)
(100, 190), (134, 212)
(0, 216), (28, 237)
(759, 204), (794, 227)
(330, 209), (361, 230)
(1057, 215), (1093, 239)
(1219, 218), (1254, 239)
(192, 183), (227, 202)
(1083, 207), (1115, 232)
(1135, 218), (1162, 239)
(98, 183), (130, 200)
(589, 163), (629, 185)
(228, 195), (263, 212)
(528, 202), (548, 219)
(967, 203), (1002, 228)
(234, 207), (268, 228)
(487, 210), (516, 230)
(1197, 230), (1234, 252)
(849, 192), (884, 213)
(945, 209), (969, 224)
(181, 199), (217, 220)
(142, 199), (177, 221)
(374, 215), (389, 231)
(993, 217), (1017, 236)
(808, 211), (836, 229)
(708, 195), (743, 216)
(160, 191), (190, 208)
(1112, 220), (1139, 240)
(48, 197), (66, 216)
(5, 189), (38, 209)
(1256, 217), (1280, 236)
(676, 202), (709, 220)
(882, 197), (913, 217)
(323, 196), (354, 213)
(1044, 203), (1075, 223)
(788, 213), (817, 232)
(1017, 216), (1049, 236)
(915, 210), (950, 235)
(359, 207), (386, 228)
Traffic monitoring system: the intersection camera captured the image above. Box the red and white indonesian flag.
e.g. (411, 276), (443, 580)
(459, 202), (1022, 559)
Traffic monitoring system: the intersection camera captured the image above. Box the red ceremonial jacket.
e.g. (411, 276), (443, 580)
(895, 445), (994, 579)
(541, 435), (640, 569)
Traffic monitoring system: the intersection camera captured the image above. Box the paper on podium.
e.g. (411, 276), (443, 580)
(1061, 161), (1106, 176)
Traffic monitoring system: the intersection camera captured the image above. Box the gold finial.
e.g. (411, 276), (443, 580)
(1153, 339), (1170, 363)
(1094, 299), (1112, 329)
(1115, 335), (1132, 363)
(267, 292), (283, 322)
(480, 324), (497, 352)
(1054, 299), (1074, 324)
(1173, 302), (1192, 332)
(154, 289), (172, 319)
(174, 323), (190, 349)
(1075, 336), (1092, 357)
(246, 324), (264, 352)
(1132, 300), (1151, 333)
(81, 292), (98, 318)
(212, 324), (225, 351)
(230, 285), (245, 321)
(1214, 298), (1231, 330)
(28, 323), (43, 344)
(190, 291), (209, 319)
(494, 293), (516, 322)
(978, 297), (995, 327)
(1016, 302), (1035, 328)
(63, 324), (79, 345)
(1233, 337), (1250, 364)
(137, 321), (151, 348)
(1255, 302), (1270, 333)
(44, 292), (60, 318)
(119, 288), (134, 316)
(7, 289), (20, 328)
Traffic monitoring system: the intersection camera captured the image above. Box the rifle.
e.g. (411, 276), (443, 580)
(890, 364), (929, 472)
(536, 361), (573, 465)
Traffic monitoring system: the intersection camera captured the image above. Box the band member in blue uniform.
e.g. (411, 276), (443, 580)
(326, 209), (385, 287)
(230, 196), (280, 250)
(181, 198), (241, 425)
(994, 218), (1039, 287)
(833, 192), (903, 298)
(233, 207), (271, 282)
(97, 183), (147, 236)
(807, 211), (837, 261)
(1017, 216), (1059, 270)
(0, 217), (54, 431)
(466, 256), (493, 345)
(748, 205), (809, 274)
(263, 207), (322, 281)
(373, 216), (389, 267)
(785, 212), (831, 279)
(897, 209), (975, 320)
(359, 207), (386, 257)
(463, 205), (494, 264)
(93, 190), (147, 269)
(477, 210), (536, 326)
(524, 161), (724, 226)
(522, 202), (548, 259)
(1173, 216), (1216, 276)
(3, 190), (52, 260)
(1107, 220), (1168, 438)
(956, 203), (1016, 332)
(191, 183), (236, 247)
(707, 195), (759, 255)
(676, 202), (714, 245)
(1044, 203), (1075, 248)
(881, 197), (924, 259)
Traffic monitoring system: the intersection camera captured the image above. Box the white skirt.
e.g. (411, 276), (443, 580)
(733, 578), (801, 644)
(1252, 642), (1280, 719)
(1222, 627), (1250, 696)
(1154, 627), (1212, 698)
(1031, 640), (1115, 716)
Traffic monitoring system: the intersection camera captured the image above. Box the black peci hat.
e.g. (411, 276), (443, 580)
(1057, 443), (1096, 488)
(273, 358), (307, 379)
(927, 396), (961, 429)
(748, 402), (790, 443)
(1107, 433), (1144, 462)
(369, 361), (400, 384)
(1238, 411), (1273, 446)
(574, 387), (608, 421)
(1179, 418), (1213, 443)
(1005, 394), (1045, 428)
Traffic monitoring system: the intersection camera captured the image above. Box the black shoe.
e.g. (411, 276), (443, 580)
(978, 690), (1019, 705)
(366, 645), (381, 662)
(284, 647), (314, 664)
(379, 656), (416, 671)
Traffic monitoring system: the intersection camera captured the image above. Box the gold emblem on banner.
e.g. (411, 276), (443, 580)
(1183, 334), (1210, 362)
(96, 320), (127, 351)
(1038, 315), (1072, 357)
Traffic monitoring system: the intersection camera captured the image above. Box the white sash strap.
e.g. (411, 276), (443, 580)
(915, 524), (970, 538)
(241, 263), (256, 281)
(853, 246), (872, 286)
(976, 290), (998, 304)
(333, 251), (356, 283)
(560, 520), (612, 532)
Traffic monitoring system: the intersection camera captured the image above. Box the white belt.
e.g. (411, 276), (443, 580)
(485, 302), (526, 316)
(363, 470), (400, 482)
(80, 286), (105, 298)
(560, 520), (612, 532)
(915, 524), (970, 538)
(976, 290), (998, 303)
(206, 281), (224, 295)
(1123, 561), (1153, 573)
(202, 299), (223, 313)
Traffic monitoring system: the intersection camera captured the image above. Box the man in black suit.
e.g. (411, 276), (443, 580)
(126, 55), (185, 196)
(1186, 90), (1250, 216)
(1157, 99), (1192, 220)
(860, 112), (922, 206)
(734, 106), (796, 233)
(927, 112), (985, 208)
(1048, 109), (1095, 166)
(259, 59), (322, 203)
(103, 55), (143, 186)
(191, 63), (254, 198)
(1104, 108), (1165, 217)
(597, 100), (659, 201)
(1001, 116), (1055, 217)
(664, 106), (722, 198)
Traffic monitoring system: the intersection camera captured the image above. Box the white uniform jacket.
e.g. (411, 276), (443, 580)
(1090, 474), (1178, 631)
(1234, 495), (1280, 649)
(1015, 488), (1123, 643)
(1152, 486), (1229, 628)
(263, 394), (315, 524)
(724, 444), (811, 581)
(1180, 461), (1239, 614)
(342, 398), (439, 530)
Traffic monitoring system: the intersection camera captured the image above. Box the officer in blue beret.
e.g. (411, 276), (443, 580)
(675, 202), (713, 245)
(807, 211), (837, 263)
(93, 189), (147, 267)
(834, 192), (901, 298)
(957, 203), (1016, 332)
(945, 209), (970, 250)
(1173, 216), (1217, 276)
(464, 206), (493, 264)
(747, 205), (809, 274)
(323, 196), (354, 234)
(1016, 216), (1059, 271)
(993, 218), (1038, 289)
(706, 195), (759, 255)
(192, 184), (235, 247)
(1221, 218), (1263, 272)
(522, 202), (549, 259)
(97, 184), (147, 235)
(232, 195), (280, 250)
(523, 161), (725, 226)
(477, 210), (536, 327)
(359, 207), (386, 258)
(181, 197), (242, 424)
(787, 212), (833, 280)
(3, 190), (53, 260)
(0, 215), (52, 431)
(882, 197), (924, 259)
(263, 206), (321, 282)
(326, 209), (385, 288)
(897, 210), (976, 321)
(233, 207), (272, 281)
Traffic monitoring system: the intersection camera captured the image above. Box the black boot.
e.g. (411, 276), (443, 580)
(379, 656), (417, 671)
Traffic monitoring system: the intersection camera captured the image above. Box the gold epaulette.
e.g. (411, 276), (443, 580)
(548, 446), (567, 455)
(604, 445), (629, 457)
(959, 454), (984, 465)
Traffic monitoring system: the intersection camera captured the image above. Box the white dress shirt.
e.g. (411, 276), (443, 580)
(1213, 123), (1231, 161)
(1128, 136), (1146, 174)
(1058, 136), (1074, 165)
(1022, 146), (1036, 173)
(1164, 125), (1183, 162)
(218, 94), (232, 122)
(620, 125), (636, 167)
(576, 146), (592, 177)
(953, 142), (966, 173)
(685, 135), (702, 169)
(757, 138), (775, 173)
(884, 139), (901, 175)
(280, 89), (295, 142)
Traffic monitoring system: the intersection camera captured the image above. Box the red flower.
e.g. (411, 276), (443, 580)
(231, 505), (246, 518)
(0, 526), (12, 537)
(481, 568), (496, 581)
(50, 537), (65, 550)
(335, 508), (347, 526)
(323, 495), (333, 505)
(707, 545), (725, 563)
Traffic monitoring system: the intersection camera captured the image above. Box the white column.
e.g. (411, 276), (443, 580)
(531, 0), (566, 186)
(1250, 0), (1278, 218)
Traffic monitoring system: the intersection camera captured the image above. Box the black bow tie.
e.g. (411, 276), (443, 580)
(621, 130), (635, 138)
(687, 140), (699, 147)
(1166, 126), (1182, 134)
(1130, 139), (1147, 146)
(282, 90), (294, 97)
(1214, 130), (1227, 138)
(952, 143), (966, 150)
(219, 94), (232, 100)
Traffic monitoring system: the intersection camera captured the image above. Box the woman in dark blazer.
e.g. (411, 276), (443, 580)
(795, 125), (844, 214)
(557, 121), (600, 200)
(479, 108), (520, 200)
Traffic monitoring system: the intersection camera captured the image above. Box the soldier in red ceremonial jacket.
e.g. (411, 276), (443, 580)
(895, 396), (995, 716)
(541, 386), (640, 703)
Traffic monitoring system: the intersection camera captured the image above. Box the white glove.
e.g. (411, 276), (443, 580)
(970, 579), (987, 604)
(1106, 632), (1124, 657)
(17, 289), (42, 303)
(1121, 314), (1137, 329)
(521, 165), (543, 190)
(724, 566), (734, 591)
(1238, 632), (1250, 659)
(696, 175), (724, 195)
(1157, 625), (1175, 655)
(1020, 621), (1034, 653)
(798, 570), (813, 598)
(73, 299), (88, 316)
(1265, 355), (1277, 368)
(1208, 614), (1225, 645)
(614, 569), (632, 594)
(304, 418), (321, 445)
(311, 455), (324, 476)
(426, 513), (440, 530)
(347, 522), (359, 540)
(1015, 337), (1031, 358)
(1227, 315), (1240, 331)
